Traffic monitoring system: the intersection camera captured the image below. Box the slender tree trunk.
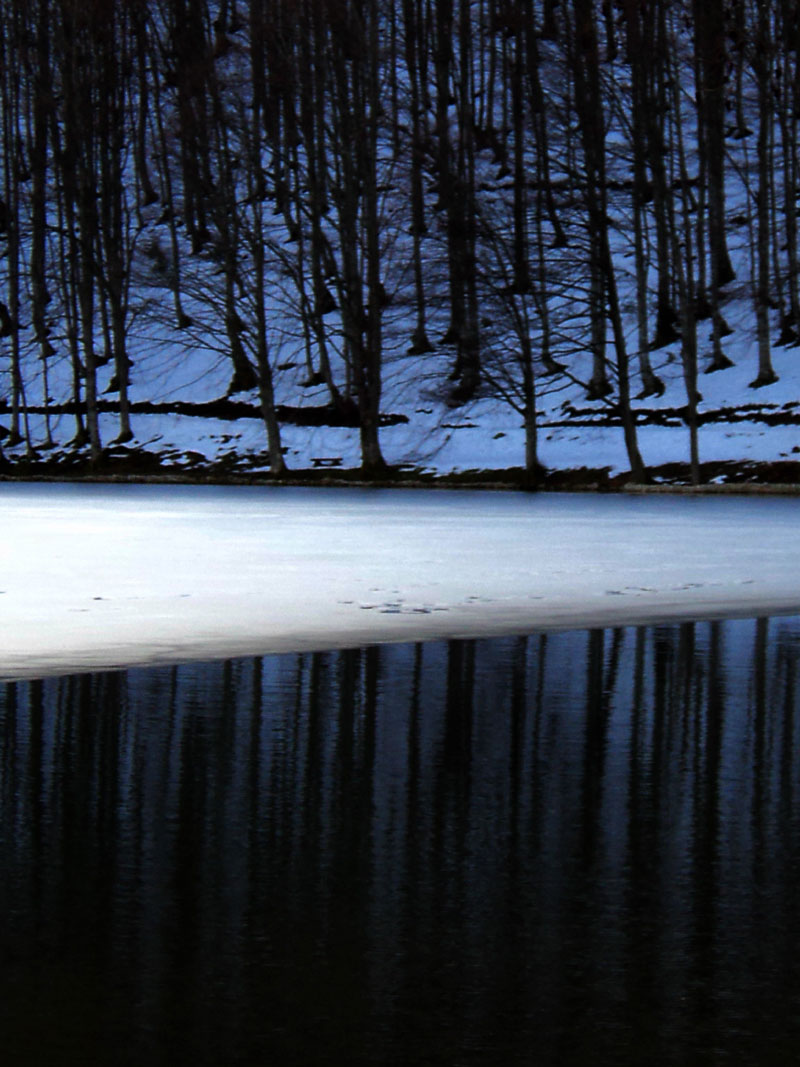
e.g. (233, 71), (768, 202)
(328, 0), (386, 471)
(60, 3), (102, 459)
(671, 25), (702, 484)
(645, 1), (679, 350)
(622, 0), (664, 396)
(569, 0), (646, 481)
(252, 213), (287, 474)
(29, 0), (54, 446)
(241, 0), (286, 473)
(434, 0), (464, 352)
(694, 0), (735, 287)
(50, 112), (87, 445)
(776, 0), (800, 343)
(520, 322), (539, 481)
(510, 24), (530, 295)
(132, 0), (158, 208)
(403, 0), (433, 355)
(750, 0), (777, 387)
(455, 0), (481, 401)
(524, 2), (566, 248)
(1, 2), (28, 450)
(694, 0), (734, 373)
(98, 6), (133, 442)
(359, 0), (387, 471)
(298, 0), (344, 408)
(148, 21), (192, 329)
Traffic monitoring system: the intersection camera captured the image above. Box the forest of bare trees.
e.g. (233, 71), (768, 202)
(0, 0), (798, 481)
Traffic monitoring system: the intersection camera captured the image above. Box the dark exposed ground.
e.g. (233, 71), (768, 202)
(2, 444), (799, 494)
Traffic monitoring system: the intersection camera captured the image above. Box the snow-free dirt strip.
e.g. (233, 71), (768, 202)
(2, 483), (800, 680)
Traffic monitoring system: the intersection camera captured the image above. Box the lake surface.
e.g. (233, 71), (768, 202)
(5, 482), (800, 678)
(2, 617), (800, 1064)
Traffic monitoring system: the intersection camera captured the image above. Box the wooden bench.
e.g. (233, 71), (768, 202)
(310, 457), (343, 468)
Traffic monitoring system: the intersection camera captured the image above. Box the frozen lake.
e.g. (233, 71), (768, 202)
(2, 482), (800, 679)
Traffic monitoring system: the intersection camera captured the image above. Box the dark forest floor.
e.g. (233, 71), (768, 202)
(2, 445), (800, 494)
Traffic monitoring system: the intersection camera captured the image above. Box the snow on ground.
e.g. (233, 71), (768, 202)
(3, 482), (800, 680)
(19, 351), (800, 480)
(7, 215), (800, 480)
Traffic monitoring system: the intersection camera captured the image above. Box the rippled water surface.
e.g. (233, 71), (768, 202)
(2, 618), (800, 1064)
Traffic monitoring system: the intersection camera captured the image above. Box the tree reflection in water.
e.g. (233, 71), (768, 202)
(1, 617), (800, 1065)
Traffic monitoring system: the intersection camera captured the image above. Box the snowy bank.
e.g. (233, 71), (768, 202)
(2, 483), (800, 681)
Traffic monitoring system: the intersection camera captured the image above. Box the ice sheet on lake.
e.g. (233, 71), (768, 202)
(2, 482), (800, 679)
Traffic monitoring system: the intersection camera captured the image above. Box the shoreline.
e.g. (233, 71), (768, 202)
(2, 455), (800, 494)
(5, 600), (800, 684)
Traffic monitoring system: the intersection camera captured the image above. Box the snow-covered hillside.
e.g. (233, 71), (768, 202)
(4, 284), (799, 485)
(1, 1), (799, 486)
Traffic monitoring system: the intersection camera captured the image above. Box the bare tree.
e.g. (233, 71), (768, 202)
(567, 0), (647, 482)
(693, 0), (734, 373)
(749, 0), (778, 387)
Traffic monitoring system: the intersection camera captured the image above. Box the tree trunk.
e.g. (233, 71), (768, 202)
(524, 2), (566, 248)
(98, 5), (133, 442)
(751, 0), (777, 388)
(29, 0), (54, 446)
(132, 0), (158, 208)
(569, 0), (646, 481)
(403, 0), (433, 355)
(244, 0), (286, 474)
(694, 0), (735, 374)
(359, 0), (388, 472)
(622, 0), (664, 397)
(670, 25), (703, 485)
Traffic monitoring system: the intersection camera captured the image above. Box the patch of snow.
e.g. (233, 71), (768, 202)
(2, 483), (799, 680)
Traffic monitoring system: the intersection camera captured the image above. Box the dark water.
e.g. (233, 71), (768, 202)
(2, 618), (800, 1065)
